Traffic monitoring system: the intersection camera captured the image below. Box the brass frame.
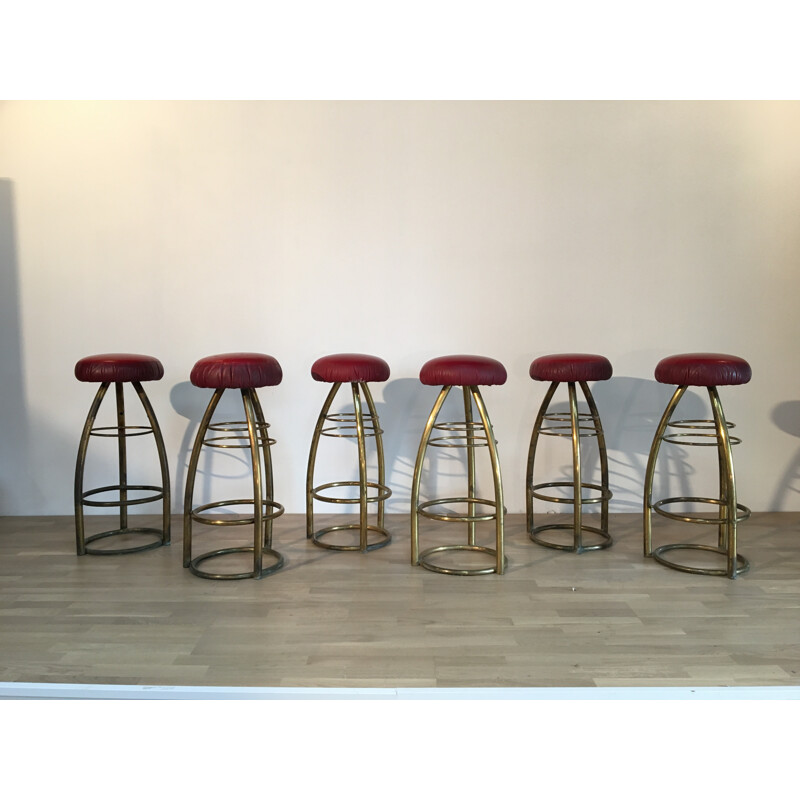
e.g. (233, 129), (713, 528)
(74, 381), (171, 555)
(183, 387), (284, 580)
(525, 380), (612, 553)
(306, 381), (392, 552)
(410, 385), (506, 576)
(643, 384), (751, 579)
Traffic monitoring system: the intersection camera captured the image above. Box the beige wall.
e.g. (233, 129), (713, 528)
(1, 100), (799, 516)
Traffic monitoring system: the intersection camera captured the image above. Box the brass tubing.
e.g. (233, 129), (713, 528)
(581, 380), (611, 547)
(568, 382), (582, 551)
(133, 381), (171, 546)
(115, 382), (128, 532)
(525, 381), (558, 535)
(709, 386), (739, 578)
(463, 386), (477, 547)
(643, 385), (688, 557)
(470, 386), (505, 574)
(352, 382), (369, 551)
(306, 382), (341, 539)
(361, 382), (388, 533)
(242, 389), (263, 578)
(74, 382), (111, 555)
(411, 386), (452, 565)
(183, 388), (224, 568)
(251, 390), (276, 551)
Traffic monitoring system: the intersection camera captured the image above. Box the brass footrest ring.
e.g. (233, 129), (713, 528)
(418, 496), (499, 523)
(530, 523), (612, 552)
(652, 496), (751, 525)
(312, 481), (392, 505)
(191, 499), (285, 526)
(531, 481), (612, 506)
(83, 526), (166, 555)
(81, 484), (165, 508)
(189, 546), (285, 580)
(418, 545), (507, 576)
(652, 543), (750, 578)
(311, 523), (391, 552)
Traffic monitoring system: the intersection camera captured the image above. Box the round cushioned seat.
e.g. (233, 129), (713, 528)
(311, 353), (390, 383)
(420, 355), (507, 387)
(190, 353), (283, 389)
(75, 354), (164, 383)
(529, 353), (613, 383)
(655, 353), (752, 387)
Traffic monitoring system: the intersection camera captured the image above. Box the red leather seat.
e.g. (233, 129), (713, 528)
(311, 353), (390, 383)
(529, 353), (612, 383)
(190, 353), (283, 389)
(74, 354), (164, 383)
(420, 355), (507, 387)
(655, 353), (752, 387)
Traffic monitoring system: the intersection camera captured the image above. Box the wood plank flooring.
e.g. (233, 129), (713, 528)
(1, 512), (799, 688)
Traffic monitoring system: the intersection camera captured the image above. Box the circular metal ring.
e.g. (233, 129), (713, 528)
(202, 434), (277, 449)
(651, 543), (750, 578)
(83, 526), (166, 555)
(417, 496), (499, 523)
(89, 425), (153, 438)
(81, 484), (165, 507)
(320, 424), (381, 439)
(190, 498), (285, 526)
(662, 432), (742, 446)
(418, 544), (507, 576)
(668, 418), (736, 430)
(311, 480), (392, 504)
(311, 523), (392, 551)
(208, 420), (271, 432)
(652, 496), (751, 525)
(189, 546), (284, 580)
(530, 522), (612, 552)
(427, 434), (489, 448)
(530, 480), (612, 506)
(432, 420), (485, 432)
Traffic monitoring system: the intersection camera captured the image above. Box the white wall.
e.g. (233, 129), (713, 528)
(1, 100), (799, 517)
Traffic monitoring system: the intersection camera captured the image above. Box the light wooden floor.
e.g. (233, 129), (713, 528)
(1, 512), (799, 689)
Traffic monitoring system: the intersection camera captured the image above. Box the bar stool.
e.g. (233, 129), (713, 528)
(525, 353), (613, 553)
(410, 355), (507, 576)
(306, 353), (392, 552)
(74, 353), (170, 555)
(643, 353), (752, 579)
(183, 352), (285, 580)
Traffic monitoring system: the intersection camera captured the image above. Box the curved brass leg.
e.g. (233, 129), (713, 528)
(74, 382), (110, 555)
(306, 382), (342, 540)
(581, 380), (611, 546)
(410, 386), (451, 566)
(361, 382), (389, 534)
(643, 385), (687, 557)
(525, 381), (558, 535)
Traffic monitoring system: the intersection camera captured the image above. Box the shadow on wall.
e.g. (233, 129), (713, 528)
(0, 179), (33, 514)
(770, 401), (800, 510)
(589, 377), (708, 511)
(170, 381), (263, 512)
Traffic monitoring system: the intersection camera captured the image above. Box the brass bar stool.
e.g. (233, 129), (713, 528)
(306, 353), (392, 552)
(410, 355), (507, 576)
(643, 353), (752, 579)
(525, 353), (613, 553)
(183, 352), (285, 580)
(74, 353), (170, 555)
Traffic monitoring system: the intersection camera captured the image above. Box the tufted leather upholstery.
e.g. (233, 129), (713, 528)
(529, 353), (612, 383)
(190, 353), (283, 389)
(655, 353), (752, 387)
(420, 355), (507, 387)
(75, 354), (164, 383)
(311, 353), (390, 383)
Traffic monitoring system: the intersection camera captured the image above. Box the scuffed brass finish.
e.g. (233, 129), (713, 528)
(643, 385), (750, 579)
(183, 387), (285, 580)
(74, 381), (171, 556)
(526, 380), (612, 553)
(306, 381), (392, 552)
(411, 385), (506, 576)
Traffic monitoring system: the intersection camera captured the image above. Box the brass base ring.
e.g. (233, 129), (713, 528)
(530, 481), (612, 505)
(311, 480), (392, 505)
(652, 543), (750, 578)
(418, 545), (507, 576)
(188, 546), (285, 580)
(311, 523), (391, 552)
(81, 483), (165, 508)
(83, 526), (166, 555)
(530, 522), (612, 552)
(191, 498), (285, 526)
(417, 497), (499, 523)
(652, 496), (751, 525)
